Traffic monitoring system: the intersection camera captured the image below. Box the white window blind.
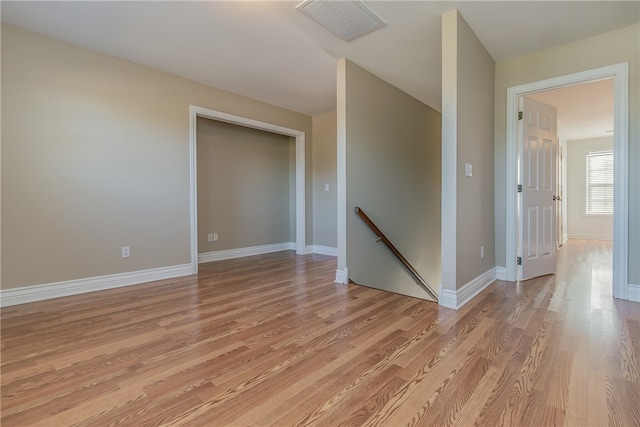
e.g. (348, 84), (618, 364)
(586, 150), (614, 215)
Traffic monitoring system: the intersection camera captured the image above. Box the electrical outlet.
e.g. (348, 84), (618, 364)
(207, 233), (213, 242)
(480, 246), (484, 259)
(122, 246), (130, 258)
(213, 233), (218, 241)
(325, 184), (330, 191)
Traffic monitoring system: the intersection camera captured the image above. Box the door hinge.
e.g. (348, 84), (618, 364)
(517, 184), (522, 193)
(517, 256), (522, 265)
(518, 111), (523, 120)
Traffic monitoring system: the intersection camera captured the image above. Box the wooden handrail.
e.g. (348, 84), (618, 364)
(354, 207), (438, 302)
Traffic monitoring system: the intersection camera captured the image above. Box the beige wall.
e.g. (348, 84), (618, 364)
(197, 118), (294, 253)
(341, 59), (441, 300)
(312, 111), (337, 248)
(566, 137), (614, 240)
(494, 24), (640, 286)
(442, 10), (496, 291)
(1, 24), (312, 290)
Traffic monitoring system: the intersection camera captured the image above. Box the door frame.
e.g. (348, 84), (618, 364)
(505, 62), (628, 299)
(188, 105), (306, 274)
(557, 138), (564, 248)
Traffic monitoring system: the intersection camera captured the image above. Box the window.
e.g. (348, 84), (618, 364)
(586, 150), (613, 215)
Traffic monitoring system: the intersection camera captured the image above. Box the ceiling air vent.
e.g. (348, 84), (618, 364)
(296, 0), (386, 41)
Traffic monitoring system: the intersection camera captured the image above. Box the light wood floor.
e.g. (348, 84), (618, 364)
(1, 240), (638, 426)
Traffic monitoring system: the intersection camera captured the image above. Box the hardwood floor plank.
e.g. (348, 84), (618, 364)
(545, 349), (572, 410)
(587, 371), (610, 425)
(499, 311), (555, 425)
(565, 349), (589, 426)
(361, 316), (496, 426)
(410, 352), (491, 426)
(244, 333), (408, 426)
(474, 334), (534, 426)
(616, 314), (640, 383)
(1, 376), (121, 426)
(230, 334), (408, 426)
(606, 376), (640, 427)
(2, 243), (638, 426)
(30, 386), (149, 427)
(548, 280), (568, 312)
(541, 405), (566, 427)
(450, 365), (502, 427)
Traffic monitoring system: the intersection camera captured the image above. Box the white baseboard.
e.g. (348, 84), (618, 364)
(627, 283), (640, 302)
(198, 242), (295, 264)
(567, 232), (613, 241)
(495, 267), (507, 281)
(0, 264), (193, 307)
(306, 245), (338, 256)
(438, 268), (497, 310)
(335, 268), (349, 284)
(562, 233), (569, 245)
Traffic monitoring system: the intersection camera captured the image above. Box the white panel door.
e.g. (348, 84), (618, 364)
(520, 97), (557, 280)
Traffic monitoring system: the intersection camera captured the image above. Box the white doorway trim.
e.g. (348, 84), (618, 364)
(505, 62), (628, 299)
(188, 105), (306, 274)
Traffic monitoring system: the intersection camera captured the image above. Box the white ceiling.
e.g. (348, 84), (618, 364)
(1, 1), (638, 116)
(528, 78), (614, 142)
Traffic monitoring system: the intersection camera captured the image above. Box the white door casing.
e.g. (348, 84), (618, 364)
(519, 97), (557, 280)
(188, 105), (306, 274)
(557, 140), (563, 248)
(505, 62), (628, 299)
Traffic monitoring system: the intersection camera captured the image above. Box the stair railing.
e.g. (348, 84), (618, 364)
(354, 207), (438, 302)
